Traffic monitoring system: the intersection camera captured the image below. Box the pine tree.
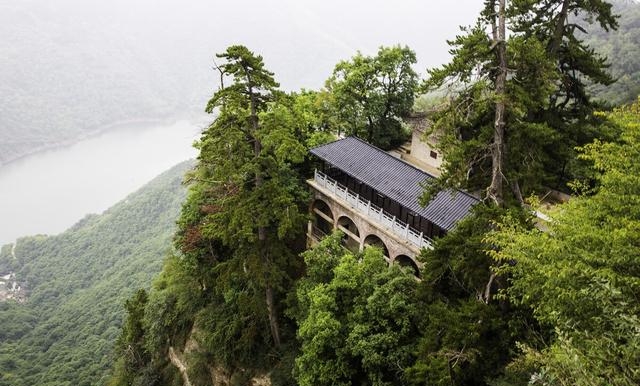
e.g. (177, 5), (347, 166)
(176, 45), (307, 354)
(424, 0), (618, 205)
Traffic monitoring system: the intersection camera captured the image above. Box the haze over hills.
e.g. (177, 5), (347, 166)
(0, 1), (212, 165)
(0, 0), (484, 166)
(585, 0), (640, 105)
(2, 0), (638, 167)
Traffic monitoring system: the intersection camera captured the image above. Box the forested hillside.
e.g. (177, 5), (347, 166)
(0, 161), (192, 386)
(585, 0), (640, 105)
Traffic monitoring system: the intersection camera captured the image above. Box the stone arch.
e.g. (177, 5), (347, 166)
(311, 199), (334, 235)
(363, 234), (390, 259)
(394, 254), (420, 277)
(337, 215), (360, 253)
(337, 215), (359, 237)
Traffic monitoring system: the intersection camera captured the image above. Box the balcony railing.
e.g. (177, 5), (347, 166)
(312, 169), (432, 249)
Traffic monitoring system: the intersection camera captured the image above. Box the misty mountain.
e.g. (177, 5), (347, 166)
(0, 1), (213, 165)
(585, 0), (640, 105)
(0, 0), (483, 166)
(0, 160), (191, 386)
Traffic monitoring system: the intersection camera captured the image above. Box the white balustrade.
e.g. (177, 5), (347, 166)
(313, 170), (432, 249)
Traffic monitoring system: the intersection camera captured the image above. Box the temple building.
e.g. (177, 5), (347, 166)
(307, 136), (479, 275)
(402, 113), (443, 176)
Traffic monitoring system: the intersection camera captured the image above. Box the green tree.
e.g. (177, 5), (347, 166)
(119, 289), (150, 371)
(294, 233), (421, 386)
(108, 289), (157, 386)
(172, 45), (308, 370)
(490, 99), (640, 385)
(424, 0), (618, 205)
(327, 45), (419, 149)
(406, 206), (533, 386)
(108, 47), (321, 385)
(287, 89), (339, 148)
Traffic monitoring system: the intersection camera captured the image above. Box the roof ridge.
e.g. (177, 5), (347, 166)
(343, 136), (437, 180)
(340, 137), (479, 202)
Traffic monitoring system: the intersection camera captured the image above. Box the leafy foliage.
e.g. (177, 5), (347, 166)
(490, 99), (640, 385)
(191, 44), (308, 351)
(424, 0), (619, 203)
(406, 205), (534, 386)
(292, 212), (534, 386)
(109, 46), (316, 386)
(327, 46), (418, 149)
(294, 233), (421, 386)
(286, 89), (340, 150)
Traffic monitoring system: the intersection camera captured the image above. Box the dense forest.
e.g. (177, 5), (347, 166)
(104, 0), (640, 383)
(0, 161), (191, 386)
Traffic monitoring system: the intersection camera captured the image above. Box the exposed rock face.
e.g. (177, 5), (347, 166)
(168, 346), (193, 386)
(0, 272), (26, 303)
(170, 327), (271, 386)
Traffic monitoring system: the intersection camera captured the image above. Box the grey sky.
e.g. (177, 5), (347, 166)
(3, 0), (483, 91)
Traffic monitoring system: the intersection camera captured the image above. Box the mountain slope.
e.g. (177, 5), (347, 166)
(585, 0), (640, 105)
(0, 0), (212, 166)
(0, 160), (192, 386)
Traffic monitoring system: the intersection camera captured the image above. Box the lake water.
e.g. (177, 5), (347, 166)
(0, 120), (203, 245)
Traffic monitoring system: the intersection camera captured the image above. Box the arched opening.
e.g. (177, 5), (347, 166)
(363, 234), (390, 260)
(311, 199), (334, 236)
(337, 216), (360, 253)
(394, 255), (420, 277)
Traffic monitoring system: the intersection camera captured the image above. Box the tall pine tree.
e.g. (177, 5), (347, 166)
(424, 0), (618, 205)
(176, 45), (307, 356)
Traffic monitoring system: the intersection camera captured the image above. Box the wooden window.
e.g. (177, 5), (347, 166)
(423, 221), (434, 238)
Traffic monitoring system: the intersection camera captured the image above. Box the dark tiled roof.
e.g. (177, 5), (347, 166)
(310, 136), (480, 230)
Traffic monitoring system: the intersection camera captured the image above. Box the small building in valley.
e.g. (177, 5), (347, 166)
(307, 136), (479, 275)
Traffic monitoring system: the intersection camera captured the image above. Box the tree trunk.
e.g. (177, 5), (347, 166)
(482, 272), (498, 304)
(367, 115), (374, 142)
(248, 80), (282, 349)
(264, 283), (281, 346)
(512, 180), (524, 205)
(488, 0), (507, 207)
(484, 1), (507, 305)
(549, 0), (570, 55)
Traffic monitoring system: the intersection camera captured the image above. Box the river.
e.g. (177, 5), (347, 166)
(0, 119), (203, 245)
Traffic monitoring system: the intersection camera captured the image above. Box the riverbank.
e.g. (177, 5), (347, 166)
(0, 112), (208, 168)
